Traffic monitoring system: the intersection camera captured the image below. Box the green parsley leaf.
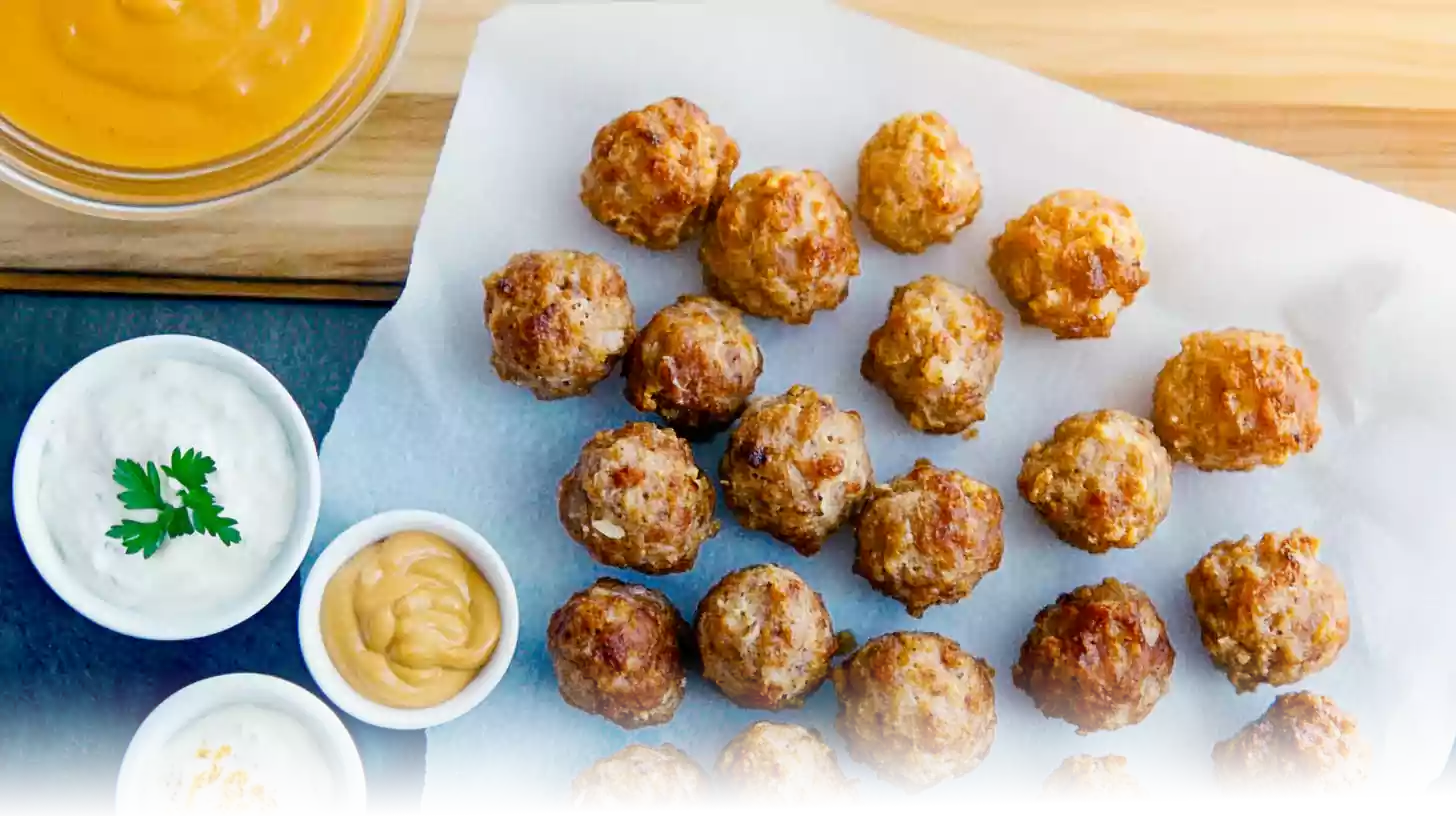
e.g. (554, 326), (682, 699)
(109, 448), (239, 557)
(112, 458), (169, 511)
(160, 447), (216, 492)
(106, 517), (168, 559)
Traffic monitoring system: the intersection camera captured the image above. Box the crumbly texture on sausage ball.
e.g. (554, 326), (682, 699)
(483, 250), (636, 400)
(1213, 692), (1370, 791)
(547, 579), (687, 729)
(580, 97), (740, 250)
(570, 744), (706, 807)
(700, 169), (860, 324)
(1153, 329), (1321, 471)
(861, 275), (1005, 435)
(854, 459), (1003, 617)
(833, 632), (997, 790)
(988, 190), (1148, 339)
(623, 295), (763, 437)
(1043, 755), (1141, 798)
(1018, 410), (1174, 554)
(856, 112), (982, 254)
(715, 721), (850, 803)
(719, 385), (874, 555)
(1186, 530), (1349, 693)
(558, 422), (719, 575)
(1012, 578), (1175, 734)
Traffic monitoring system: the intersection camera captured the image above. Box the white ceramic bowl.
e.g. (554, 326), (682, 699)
(12, 334), (322, 640)
(299, 509), (520, 730)
(115, 673), (366, 815)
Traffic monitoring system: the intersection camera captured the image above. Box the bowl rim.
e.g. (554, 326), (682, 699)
(298, 509), (521, 730)
(11, 334), (323, 641)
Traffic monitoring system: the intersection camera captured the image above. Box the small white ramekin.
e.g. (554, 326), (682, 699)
(11, 334), (322, 640)
(299, 509), (520, 730)
(115, 673), (367, 815)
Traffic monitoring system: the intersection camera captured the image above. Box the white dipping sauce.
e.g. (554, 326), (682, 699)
(38, 359), (297, 614)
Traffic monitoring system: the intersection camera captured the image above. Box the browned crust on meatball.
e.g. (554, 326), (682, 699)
(1012, 578), (1175, 734)
(715, 721), (851, 802)
(856, 112), (983, 254)
(547, 578), (687, 729)
(854, 459), (1003, 617)
(1186, 530), (1350, 693)
(570, 744), (706, 807)
(1213, 692), (1370, 791)
(1152, 329), (1321, 471)
(1043, 754), (1141, 797)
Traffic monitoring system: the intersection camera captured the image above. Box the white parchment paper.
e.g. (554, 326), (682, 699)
(310, 2), (1456, 803)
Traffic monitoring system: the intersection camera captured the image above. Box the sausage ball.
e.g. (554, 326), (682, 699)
(1186, 530), (1350, 693)
(861, 275), (1005, 435)
(1012, 578), (1175, 734)
(695, 564), (836, 709)
(623, 295), (763, 437)
(715, 721), (850, 803)
(1213, 692), (1370, 791)
(700, 168), (860, 324)
(1043, 755), (1141, 798)
(833, 632), (997, 790)
(856, 112), (982, 254)
(483, 250), (636, 400)
(547, 578), (687, 729)
(719, 385), (874, 555)
(579, 97), (740, 250)
(558, 422), (719, 575)
(1018, 410), (1174, 554)
(570, 744), (706, 807)
(854, 459), (1003, 617)
(1153, 329), (1322, 471)
(988, 189), (1148, 339)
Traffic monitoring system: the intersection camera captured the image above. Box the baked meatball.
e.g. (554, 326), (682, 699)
(1153, 329), (1321, 471)
(1012, 578), (1175, 734)
(861, 275), (1004, 435)
(1043, 755), (1141, 797)
(988, 190), (1148, 339)
(719, 386), (874, 555)
(856, 112), (982, 254)
(571, 744), (706, 807)
(483, 250), (636, 400)
(716, 721), (850, 802)
(623, 295), (763, 437)
(580, 97), (740, 250)
(1213, 692), (1370, 791)
(1186, 530), (1349, 693)
(547, 579), (687, 729)
(700, 168), (860, 324)
(695, 564), (835, 709)
(832, 632), (997, 790)
(558, 422), (719, 575)
(854, 459), (1003, 617)
(1017, 410), (1174, 554)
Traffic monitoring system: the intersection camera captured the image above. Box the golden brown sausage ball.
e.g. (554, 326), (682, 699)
(1186, 530), (1350, 693)
(856, 112), (982, 254)
(1018, 410), (1174, 554)
(1042, 755), (1141, 798)
(1213, 692), (1370, 791)
(570, 744), (706, 807)
(1153, 329), (1321, 471)
(853, 459), (1003, 617)
(483, 250), (636, 400)
(623, 295), (763, 437)
(719, 385), (874, 556)
(700, 169), (860, 324)
(580, 97), (740, 250)
(988, 190), (1148, 339)
(861, 275), (1004, 435)
(1012, 578), (1175, 734)
(832, 632), (997, 790)
(715, 721), (850, 803)
(547, 578), (687, 729)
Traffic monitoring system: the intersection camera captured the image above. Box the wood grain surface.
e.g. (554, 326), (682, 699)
(3, 0), (1454, 301)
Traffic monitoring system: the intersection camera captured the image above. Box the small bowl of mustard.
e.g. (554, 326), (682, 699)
(299, 509), (519, 730)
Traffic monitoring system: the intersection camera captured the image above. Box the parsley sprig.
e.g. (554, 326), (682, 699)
(106, 448), (241, 559)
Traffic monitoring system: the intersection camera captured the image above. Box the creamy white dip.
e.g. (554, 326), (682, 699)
(37, 359), (297, 614)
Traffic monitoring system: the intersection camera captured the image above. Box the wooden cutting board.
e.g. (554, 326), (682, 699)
(3, 0), (1455, 302)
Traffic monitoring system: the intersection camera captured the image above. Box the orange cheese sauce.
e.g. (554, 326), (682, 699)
(0, 0), (372, 169)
